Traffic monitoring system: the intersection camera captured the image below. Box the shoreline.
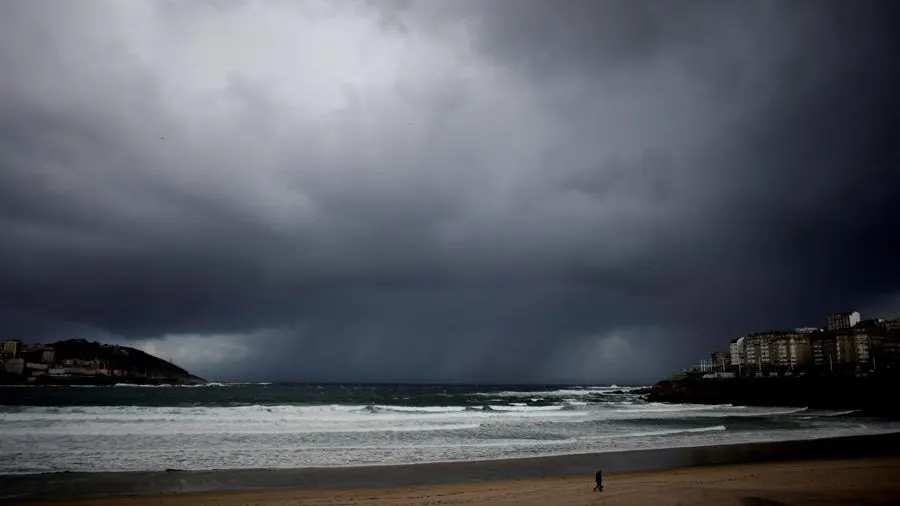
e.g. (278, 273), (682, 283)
(22, 458), (900, 506)
(4, 432), (900, 502)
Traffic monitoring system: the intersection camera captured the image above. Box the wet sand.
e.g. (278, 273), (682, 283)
(4, 433), (900, 504)
(13, 458), (900, 506)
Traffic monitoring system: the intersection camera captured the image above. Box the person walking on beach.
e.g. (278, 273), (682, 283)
(594, 470), (603, 491)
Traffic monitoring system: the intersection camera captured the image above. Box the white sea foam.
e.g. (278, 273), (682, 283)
(477, 386), (645, 398)
(605, 425), (728, 438)
(486, 404), (569, 412)
(1, 385), (894, 476)
(813, 409), (861, 417)
(365, 405), (469, 413)
(0, 402), (807, 428)
(111, 382), (253, 388)
(0, 402), (593, 436)
(3, 396), (900, 475)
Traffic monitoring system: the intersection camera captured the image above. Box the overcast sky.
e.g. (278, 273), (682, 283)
(1, 1), (898, 384)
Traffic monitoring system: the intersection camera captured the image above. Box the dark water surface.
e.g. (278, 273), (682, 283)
(2, 383), (899, 476)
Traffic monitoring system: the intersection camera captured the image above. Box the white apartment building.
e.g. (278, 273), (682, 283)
(826, 311), (861, 331)
(775, 336), (791, 367)
(743, 334), (776, 371)
(745, 337), (758, 366)
(759, 337), (773, 364)
(770, 333), (812, 369)
(730, 337), (745, 366)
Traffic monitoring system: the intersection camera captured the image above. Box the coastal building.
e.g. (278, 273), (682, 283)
(698, 312), (898, 377)
(729, 337), (745, 367)
(774, 335), (791, 368)
(61, 358), (97, 368)
(853, 333), (883, 370)
(2, 358), (25, 375)
(21, 345), (55, 365)
(812, 335), (837, 371)
(743, 333), (778, 373)
(883, 334), (900, 370)
(744, 337), (759, 370)
(1, 340), (23, 359)
(771, 333), (812, 370)
(788, 334), (813, 369)
(835, 333), (857, 364)
(857, 318), (887, 331)
(710, 351), (731, 368)
(761, 340), (774, 365)
(65, 367), (96, 376)
(885, 319), (900, 332)
(826, 311), (861, 331)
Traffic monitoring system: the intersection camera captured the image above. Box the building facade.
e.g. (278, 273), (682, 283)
(769, 333), (813, 370)
(730, 337), (745, 366)
(743, 333), (779, 373)
(788, 334), (813, 369)
(711, 351), (731, 369)
(1, 340), (23, 359)
(698, 312), (898, 377)
(812, 335), (837, 370)
(2, 358), (25, 375)
(853, 333), (883, 370)
(826, 311), (861, 331)
(883, 334), (900, 370)
(774, 335), (791, 368)
(835, 333), (858, 364)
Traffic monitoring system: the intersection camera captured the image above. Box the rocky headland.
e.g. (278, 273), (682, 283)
(647, 372), (900, 418)
(0, 338), (206, 386)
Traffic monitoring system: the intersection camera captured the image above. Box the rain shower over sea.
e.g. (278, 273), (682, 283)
(2, 383), (899, 474)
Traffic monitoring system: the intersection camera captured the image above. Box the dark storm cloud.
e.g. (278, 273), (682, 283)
(0, 0), (898, 383)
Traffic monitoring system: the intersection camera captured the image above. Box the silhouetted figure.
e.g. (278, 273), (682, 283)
(594, 470), (603, 491)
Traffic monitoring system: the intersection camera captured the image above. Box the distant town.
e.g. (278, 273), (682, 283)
(0, 338), (205, 385)
(691, 311), (900, 378)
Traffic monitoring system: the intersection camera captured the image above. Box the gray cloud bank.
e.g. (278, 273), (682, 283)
(1, 1), (898, 383)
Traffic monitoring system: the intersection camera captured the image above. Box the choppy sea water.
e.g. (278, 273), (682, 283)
(2, 383), (899, 474)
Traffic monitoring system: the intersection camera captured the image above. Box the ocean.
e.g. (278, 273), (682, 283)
(2, 383), (899, 475)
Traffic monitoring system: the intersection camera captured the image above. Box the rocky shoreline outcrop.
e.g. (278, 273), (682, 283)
(646, 373), (900, 418)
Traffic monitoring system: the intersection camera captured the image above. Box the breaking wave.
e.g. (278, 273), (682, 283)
(3, 383), (898, 474)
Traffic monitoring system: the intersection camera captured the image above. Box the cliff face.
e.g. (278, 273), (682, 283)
(648, 374), (900, 418)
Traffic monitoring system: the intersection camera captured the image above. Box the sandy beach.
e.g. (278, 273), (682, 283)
(13, 457), (900, 506)
(4, 433), (900, 505)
